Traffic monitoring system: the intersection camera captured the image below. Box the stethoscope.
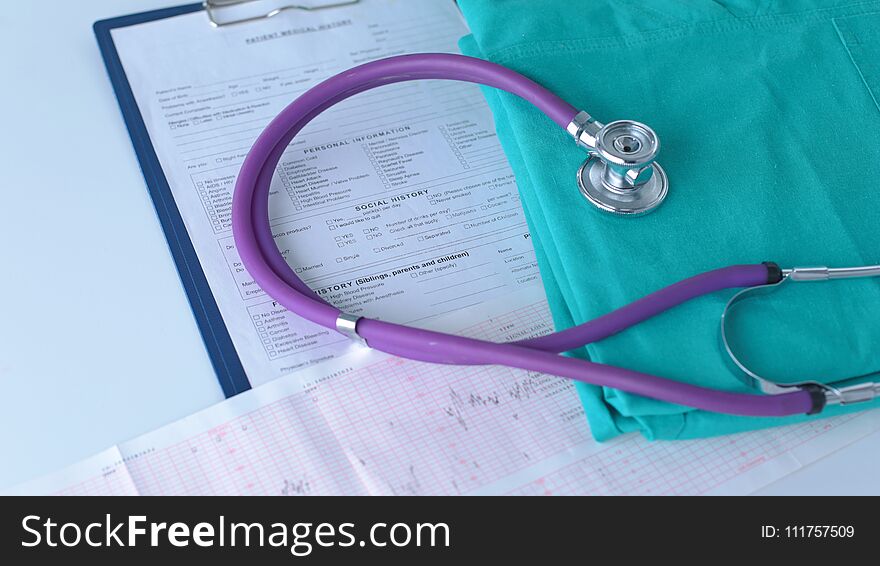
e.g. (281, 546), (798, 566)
(233, 53), (880, 418)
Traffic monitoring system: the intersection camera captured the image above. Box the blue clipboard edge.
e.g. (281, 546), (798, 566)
(94, 3), (252, 398)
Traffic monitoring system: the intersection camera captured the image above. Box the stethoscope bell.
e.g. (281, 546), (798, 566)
(568, 113), (668, 216)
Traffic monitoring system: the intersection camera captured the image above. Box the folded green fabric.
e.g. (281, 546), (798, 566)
(458, 0), (880, 440)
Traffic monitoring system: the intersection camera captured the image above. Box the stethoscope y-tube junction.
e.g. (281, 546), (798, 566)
(232, 53), (880, 419)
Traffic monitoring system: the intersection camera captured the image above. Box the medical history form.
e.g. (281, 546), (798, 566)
(104, 0), (543, 390)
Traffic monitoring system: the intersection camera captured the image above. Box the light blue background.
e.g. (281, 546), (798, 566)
(0, 0), (876, 494)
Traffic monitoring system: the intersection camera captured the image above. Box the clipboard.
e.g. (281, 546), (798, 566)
(93, 1), (361, 397)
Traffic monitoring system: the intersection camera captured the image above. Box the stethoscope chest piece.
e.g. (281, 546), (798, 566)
(570, 116), (668, 216)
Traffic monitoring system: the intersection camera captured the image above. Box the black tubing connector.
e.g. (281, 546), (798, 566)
(804, 385), (828, 415)
(762, 261), (784, 284)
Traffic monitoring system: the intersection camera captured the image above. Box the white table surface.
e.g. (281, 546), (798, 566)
(1, 0), (877, 495)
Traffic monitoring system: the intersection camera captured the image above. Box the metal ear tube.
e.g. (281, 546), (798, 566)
(568, 111), (668, 215)
(720, 265), (880, 407)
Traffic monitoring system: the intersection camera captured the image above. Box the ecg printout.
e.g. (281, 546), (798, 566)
(110, 0), (541, 387)
(8, 287), (880, 496)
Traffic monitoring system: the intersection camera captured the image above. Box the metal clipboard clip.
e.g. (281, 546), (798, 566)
(204, 0), (361, 28)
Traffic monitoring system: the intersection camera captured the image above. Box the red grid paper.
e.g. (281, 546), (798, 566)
(47, 301), (864, 496)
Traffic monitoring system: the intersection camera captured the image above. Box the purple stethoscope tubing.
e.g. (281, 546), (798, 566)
(232, 53), (822, 417)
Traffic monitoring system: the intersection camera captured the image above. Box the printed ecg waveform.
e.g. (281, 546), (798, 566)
(22, 299), (878, 497)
